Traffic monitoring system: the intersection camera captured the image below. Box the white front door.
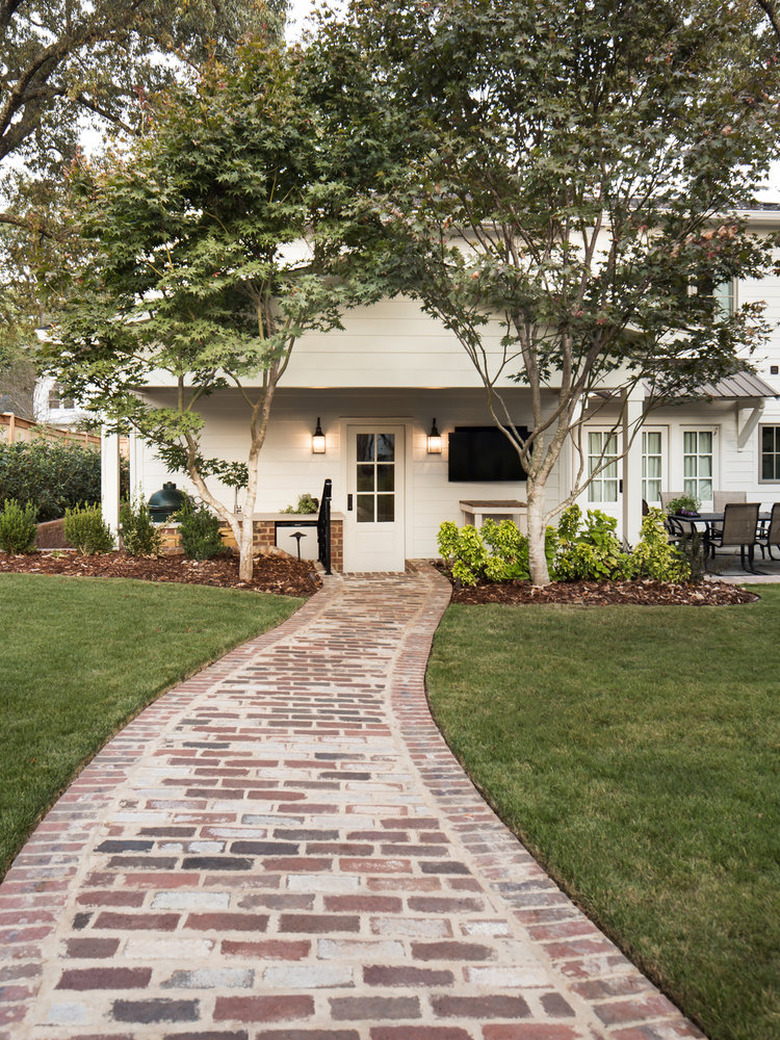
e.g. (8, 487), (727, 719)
(344, 425), (406, 572)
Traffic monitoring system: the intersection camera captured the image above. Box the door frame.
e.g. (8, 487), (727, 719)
(339, 418), (412, 572)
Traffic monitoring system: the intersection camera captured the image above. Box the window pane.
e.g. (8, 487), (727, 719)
(647, 458), (662, 479)
(762, 427), (774, 452)
(699, 457), (712, 478)
(645, 432), (662, 453)
(376, 465), (394, 492)
(356, 434), (374, 463)
(376, 495), (395, 522)
(684, 479), (697, 498)
(699, 479), (712, 501)
(684, 457), (697, 478)
(763, 457), (775, 481)
(604, 480), (618, 502)
(357, 465), (374, 492)
(356, 495), (374, 523)
(699, 432), (713, 453)
(588, 482), (603, 503)
(684, 431), (696, 453)
(376, 434), (395, 461)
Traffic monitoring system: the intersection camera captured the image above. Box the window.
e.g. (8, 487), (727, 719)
(683, 430), (713, 504)
(587, 432), (619, 504)
(760, 425), (780, 482)
(642, 431), (663, 505)
(48, 384), (75, 411)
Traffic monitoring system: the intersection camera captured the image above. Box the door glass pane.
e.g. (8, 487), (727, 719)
(356, 434), (374, 463)
(699, 432), (713, 454)
(684, 431), (696, 453)
(376, 434), (395, 461)
(377, 495), (395, 522)
(357, 465), (374, 492)
(376, 465), (395, 492)
(356, 495), (374, 523)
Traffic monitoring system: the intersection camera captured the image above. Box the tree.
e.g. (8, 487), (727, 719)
(45, 34), (383, 581)
(315, 0), (780, 584)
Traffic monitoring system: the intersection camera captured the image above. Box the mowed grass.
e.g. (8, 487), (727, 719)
(426, 588), (779, 1040)
(0, 573), (302, 879)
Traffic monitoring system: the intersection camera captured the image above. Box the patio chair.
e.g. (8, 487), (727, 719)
(713, 490), (747, 512)
(707, 502), (760, 572)
(756, 502), (780, 560)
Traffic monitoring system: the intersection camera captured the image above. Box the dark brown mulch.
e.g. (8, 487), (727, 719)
(0, 549), (321, 598)
(434, 564), (758, 606)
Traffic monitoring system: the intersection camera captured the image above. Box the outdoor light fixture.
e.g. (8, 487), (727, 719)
(427, 418), (442, 454)
(312, 417), (326, 454)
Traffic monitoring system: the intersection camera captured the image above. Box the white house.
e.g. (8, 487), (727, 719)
(101, 207), (780, 573)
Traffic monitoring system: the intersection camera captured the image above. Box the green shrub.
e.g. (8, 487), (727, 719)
(0, 498), (38, 554)
(0, 440), (129, 521)
(174, 499), (226, 560)
(281, 493), (319, 515)
(120, 496), (163, 557)
(554, 504), (631, 581)
(628, 508), (691, 582)
(437, 519), (557, 586)
(437, 521), (490, 586)
(63, 504), (115, 555)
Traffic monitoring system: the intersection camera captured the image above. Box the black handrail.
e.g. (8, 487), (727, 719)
(317, 478), (332, 575)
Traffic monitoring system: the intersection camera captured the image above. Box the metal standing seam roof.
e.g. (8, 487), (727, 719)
(690, 370), (779, 399)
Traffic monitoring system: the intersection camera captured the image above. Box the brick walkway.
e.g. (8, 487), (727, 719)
(0, 566), (704, 1040)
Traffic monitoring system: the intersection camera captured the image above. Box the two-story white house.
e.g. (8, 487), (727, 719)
(101, 207), (780, 572)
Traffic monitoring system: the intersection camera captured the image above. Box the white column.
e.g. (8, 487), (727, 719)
(622, 388), (645, 547)
(101, 428), (121, 537)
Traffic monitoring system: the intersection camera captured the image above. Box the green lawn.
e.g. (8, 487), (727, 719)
(426, 589), (779, 1040)
(0, 573), (302, 880)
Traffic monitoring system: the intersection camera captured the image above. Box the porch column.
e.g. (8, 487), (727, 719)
(101, 428), (121, 537)
(622, 388), (644, 547)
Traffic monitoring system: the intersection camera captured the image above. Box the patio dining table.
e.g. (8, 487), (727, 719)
(670, 510), (772, 573)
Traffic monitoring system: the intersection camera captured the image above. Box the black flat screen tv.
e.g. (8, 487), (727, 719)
(448, 425), (528, 483)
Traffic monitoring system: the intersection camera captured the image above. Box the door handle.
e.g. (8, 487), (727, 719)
(347, 494), (353, 511)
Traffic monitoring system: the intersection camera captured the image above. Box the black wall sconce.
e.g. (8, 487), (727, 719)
(312, 417), (326, 454)
(427, 418), (442, 454)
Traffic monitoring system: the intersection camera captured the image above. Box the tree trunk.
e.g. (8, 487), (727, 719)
(526, 478), (550, 586)
(237, 514), (255, 583)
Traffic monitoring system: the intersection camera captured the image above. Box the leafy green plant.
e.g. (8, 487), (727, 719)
(174, 499), (226, 560)
(0, 498), (37, 554)
(281, 493), (319, 515)
(480, 518), (530, 582)
(555, 505), (631, 581)
(437, 521), (489, 586)
(120, 496), (163, 557)
(665, 494), (700, 516)
(63, 504), (115, 555)
(0, 440), (128, 521)
(628, 508), (690, 582)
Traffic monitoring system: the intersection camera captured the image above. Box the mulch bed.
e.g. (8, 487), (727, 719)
(0, 549), (321, 598)
(0, 551), (759, 605)
(436, 566), (758, 606)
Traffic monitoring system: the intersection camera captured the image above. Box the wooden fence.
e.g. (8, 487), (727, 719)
(0, 412), (101, 449)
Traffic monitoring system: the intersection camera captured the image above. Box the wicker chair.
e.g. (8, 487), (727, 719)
(707, 502), (760, 571)
(713, 491), (747, 512)
(756, 502), (780, 560)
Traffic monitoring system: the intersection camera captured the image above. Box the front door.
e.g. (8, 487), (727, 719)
(344, 425), (406, 572)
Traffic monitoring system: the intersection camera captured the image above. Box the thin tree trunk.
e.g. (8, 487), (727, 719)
(526, 477), (550, 586)
(238, 514), (255, 582)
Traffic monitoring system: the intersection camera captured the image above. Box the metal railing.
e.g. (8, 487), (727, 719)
(317, 478), (332, 575)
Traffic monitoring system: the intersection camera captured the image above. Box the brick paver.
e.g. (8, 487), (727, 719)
(0, 565), (705, 1040)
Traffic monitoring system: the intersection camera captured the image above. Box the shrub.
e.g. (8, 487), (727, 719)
(0, 440), (130, 521)
(120, 496), (163, 557)
(554, 505), (631, 581)
(437, 519), (557, 586)
(0, 498), (37, 554)
(63, 504), (115, 555)
(175, 499), (226, 560)
(628, 508), (691, 582)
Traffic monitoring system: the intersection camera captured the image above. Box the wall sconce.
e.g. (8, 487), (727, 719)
(427, 418), (442, 455)
(311, 417), (326, 454)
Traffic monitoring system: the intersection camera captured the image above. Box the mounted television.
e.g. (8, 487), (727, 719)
(448, 425), (528, 483)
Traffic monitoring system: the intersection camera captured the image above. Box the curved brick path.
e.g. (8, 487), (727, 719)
(0, 566), (704, 1040)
